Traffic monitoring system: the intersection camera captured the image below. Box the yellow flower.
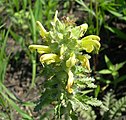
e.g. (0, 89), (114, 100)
(66, 53), (76, 68)
(78, 35), (100, 53)
(40, 53), (60, 65)
(77, 55), (90, 71)
(29, 45), (51, 54)
(66, 70), (74, 93)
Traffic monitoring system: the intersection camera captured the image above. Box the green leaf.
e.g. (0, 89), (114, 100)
(109, 96), (126, 120)
(116, 75), (126, 83)
(99, 69), (112, 74)
(105, 25), (126, 40)
(29, 8), (36, 43)
(95, 85), (100, 98)
(120, 16), (126, 21)
(112, 71), (119, 80)
(0, 83), (17, 101)
(75, 0), (95, 17)
(80, 106), (97, 120)
(115, 61), (126, 71)
(0, 83), (33, 120)
(13, 0), (19, 11)
(80, 90), (93, 95)
(104, 55), (114, 70)
(97, 76), (111, 84)
(107, 9), (123, 17)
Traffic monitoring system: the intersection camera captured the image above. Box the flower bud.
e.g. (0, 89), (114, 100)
(36, 21), (48, 39)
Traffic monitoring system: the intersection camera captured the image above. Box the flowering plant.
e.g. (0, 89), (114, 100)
(29, 11), (102, 119)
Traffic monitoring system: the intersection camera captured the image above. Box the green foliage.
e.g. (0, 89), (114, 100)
(75, 0), (126, 39)
(0, 0), (60, 90)
(97, 55), (126, 88)
(0, 26), (10, 83)
(0, 83), (33, 120)
(0, 25), (34, 120)
(77, 106), (96, 120)
(79, 91), (126, 120)
(101, 91), (126, 120)
(29, 11), (102, 119)
(39, 0), (59, 29)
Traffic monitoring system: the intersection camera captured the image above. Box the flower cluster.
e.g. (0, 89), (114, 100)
(29, 11), (100, 93)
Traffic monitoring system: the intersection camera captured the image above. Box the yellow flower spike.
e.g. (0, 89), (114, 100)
(36, 21), (48, 39)
(40, 53), (60, 65)
(78, 55), (91, 71)
(66, 53), (76, 68)
(29, 45), (51, 54)
(66, 70), (74, 93)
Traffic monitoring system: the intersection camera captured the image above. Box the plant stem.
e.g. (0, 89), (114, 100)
(29, 8), (37, 88)
(31, 56), (36, 88)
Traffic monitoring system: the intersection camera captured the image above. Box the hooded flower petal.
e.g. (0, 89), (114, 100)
(29, 45), (51, 54)
(66, 70), (74, 93)
(77, 55), (91, 71)
(78, 35), (100, 53)
(83, 35), (100, 41)
(40, 53), (60, 64)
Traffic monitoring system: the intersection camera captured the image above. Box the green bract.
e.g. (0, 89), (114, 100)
(29, 11), (102, 119)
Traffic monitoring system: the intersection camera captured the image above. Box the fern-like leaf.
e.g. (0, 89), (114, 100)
(79, 106), (97, 120)
(100, 91), (116, 116)
(70, 99), (96, 120)
(109, 96), (126, 120)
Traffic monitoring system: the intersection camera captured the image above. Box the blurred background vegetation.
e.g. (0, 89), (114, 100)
(0, 0), (126, 119)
